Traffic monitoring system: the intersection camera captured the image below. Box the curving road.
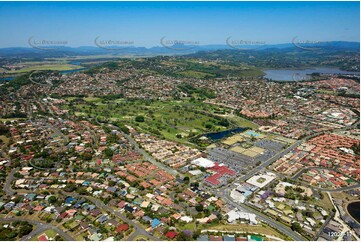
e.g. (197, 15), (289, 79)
(107, 123), (180, 177)
(63, 193), (161, 241)
(4, 168), (161, 241)
(291, 167), (360, 192)
(4, 168), (17, 197)
(1, 217), (75, 241)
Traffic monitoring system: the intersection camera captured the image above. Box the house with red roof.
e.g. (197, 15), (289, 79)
(165, 231), (178, 239)
(118, 201), (126, 208)
(59, 212), (68, 219)
(115, 224), (129, 233)
(38, 234), (48, 241)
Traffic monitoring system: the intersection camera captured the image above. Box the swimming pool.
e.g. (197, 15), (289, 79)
(245, 130), (261, 137)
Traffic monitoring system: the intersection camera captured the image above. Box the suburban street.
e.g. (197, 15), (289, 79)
(0, 217), (75, 241)
(108, 123), (180, 176)
(62, 193), (161, 241)
(3, 168), (17, 196)
(199, 183), (307, 241)
(0, 108), (358, 242)
(3, 167), (161, 241)
(222, 190), (307, 241)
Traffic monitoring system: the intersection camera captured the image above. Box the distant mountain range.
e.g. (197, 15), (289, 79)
(0, 41), (359, 58)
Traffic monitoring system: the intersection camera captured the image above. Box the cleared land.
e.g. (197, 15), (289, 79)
(202, 223), (291, 240)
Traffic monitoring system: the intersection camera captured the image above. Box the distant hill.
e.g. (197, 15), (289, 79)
(0, 41), (358, 58)
(185, 41), (360, 72)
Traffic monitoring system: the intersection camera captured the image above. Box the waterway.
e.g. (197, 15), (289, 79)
(347, 201), (360, 223)
(0, 77), (15, 82)
(204, 127), (247, 141)
(264, 67), (360, 81)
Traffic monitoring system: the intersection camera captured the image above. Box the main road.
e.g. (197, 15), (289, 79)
(240, 139), (304, 182)
(209, 122), (361, 241)
(200, 183), (307, 241)
(220, 187), (306, 241)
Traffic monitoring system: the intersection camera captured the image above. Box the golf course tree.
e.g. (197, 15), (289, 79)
(135, 115), (145, 122)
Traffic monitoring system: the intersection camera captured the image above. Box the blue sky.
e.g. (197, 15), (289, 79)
(0, 1), (359, 48)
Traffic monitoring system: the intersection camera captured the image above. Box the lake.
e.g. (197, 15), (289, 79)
(0, 77), (15, 82)
(264, 67), (360, 81)
(347, 201), (360, 223)
(204, 127), (247, 141)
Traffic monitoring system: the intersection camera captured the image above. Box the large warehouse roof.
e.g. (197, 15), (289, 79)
(191, 157), (215, 168)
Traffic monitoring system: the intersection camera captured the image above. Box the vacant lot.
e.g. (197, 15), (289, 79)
(202, 223), (290, 240)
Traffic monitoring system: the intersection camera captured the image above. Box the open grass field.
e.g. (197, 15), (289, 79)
(47, 55), (122, 61)
(201, 223), (290, 240)
(131, 234), (150, 241)
(67, 98), (257, 145)
(314, 191), (334, 211)
(44, 229), (58, 238)
(0, 135), (10, 145)
(48, 54), (158, 62)
(178, 70), (216, 78)
(8, 64), (82, 74)
(331, 191), (359, 202)
(0, 118), (26, 122)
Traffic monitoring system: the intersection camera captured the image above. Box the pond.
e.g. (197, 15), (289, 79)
(347, 201), (360, 223)
(204, 127), (247, 141)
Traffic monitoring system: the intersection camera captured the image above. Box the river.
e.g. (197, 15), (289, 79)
(264, 67), (360, 81)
